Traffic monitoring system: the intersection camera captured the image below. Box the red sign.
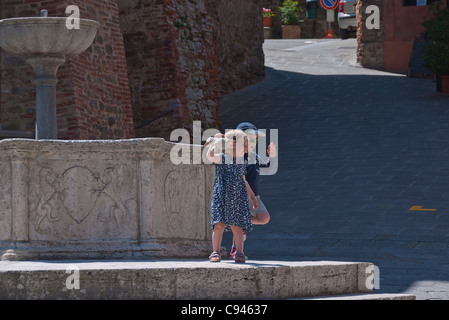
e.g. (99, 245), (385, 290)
(320, 0), (338, 10)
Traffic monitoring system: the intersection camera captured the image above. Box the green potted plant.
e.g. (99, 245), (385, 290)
(422, 2), (449, 95)
(279, 0), (304, 39)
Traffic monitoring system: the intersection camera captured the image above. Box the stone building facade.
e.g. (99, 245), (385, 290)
(357, 0), (448, 73)
(0, 0), (265, 140)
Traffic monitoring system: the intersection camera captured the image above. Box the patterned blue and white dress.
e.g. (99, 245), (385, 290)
(210, 153), (252, 233)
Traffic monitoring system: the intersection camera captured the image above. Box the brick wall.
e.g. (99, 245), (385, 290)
(119, 0), (179, 139)
(0, 0), (135, 139)
(168, 0), (221, 133)
(210, 0), (265, 96)
(119, 0), (265, 139)
(1, 0), (265, 140)
(119, 0), (221, 139)
(63, 0), (135, 139)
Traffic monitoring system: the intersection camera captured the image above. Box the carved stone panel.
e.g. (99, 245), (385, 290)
(142, 159), (207, 240)
(28, 160), (138, 241)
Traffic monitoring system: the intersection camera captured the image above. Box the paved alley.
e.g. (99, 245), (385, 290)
(220, 39), (449, 300)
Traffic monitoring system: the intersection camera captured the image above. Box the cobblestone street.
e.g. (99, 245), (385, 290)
(220, 39), (449, 300)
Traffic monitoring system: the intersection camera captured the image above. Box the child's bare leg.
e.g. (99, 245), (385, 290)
(230, 225), (244, 253)
(212, 222), (225, 252)
(251, 211), (270, 225)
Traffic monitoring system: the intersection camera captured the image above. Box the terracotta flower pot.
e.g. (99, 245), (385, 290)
(263, 16), (273, 28)
(282, 25), (301, 39)
(441, 75), (449, 96)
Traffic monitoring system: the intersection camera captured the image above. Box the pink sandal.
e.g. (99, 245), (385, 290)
(209, 251), (221, 262)
(234, 251), (246, 264)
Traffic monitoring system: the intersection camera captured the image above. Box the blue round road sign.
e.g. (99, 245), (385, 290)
(320, 0), (338, 10)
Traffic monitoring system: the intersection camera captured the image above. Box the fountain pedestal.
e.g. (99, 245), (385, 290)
(0, 17), (100, 139)
(27, 56), (65, 139)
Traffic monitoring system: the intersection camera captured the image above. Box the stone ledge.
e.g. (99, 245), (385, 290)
(0, 239), (212, 261)
(0, 260), (374, 299)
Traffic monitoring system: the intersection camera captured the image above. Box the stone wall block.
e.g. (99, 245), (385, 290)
(0, 138), (214, 260)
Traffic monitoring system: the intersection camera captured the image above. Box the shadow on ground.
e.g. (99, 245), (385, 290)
(220, 66), (449, 299)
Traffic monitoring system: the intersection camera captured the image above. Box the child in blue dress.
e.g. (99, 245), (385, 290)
(206, 129), (258, 263)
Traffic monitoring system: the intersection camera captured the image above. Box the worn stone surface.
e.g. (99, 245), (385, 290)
(0, 260), (374, 299)
(0, 138), (214, 260)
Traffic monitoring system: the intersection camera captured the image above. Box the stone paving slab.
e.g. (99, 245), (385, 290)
(0, 259), (373, 300)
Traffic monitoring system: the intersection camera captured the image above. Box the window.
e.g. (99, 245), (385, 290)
(403, 0), (439, 6)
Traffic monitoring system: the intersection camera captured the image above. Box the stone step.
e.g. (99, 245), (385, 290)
(0, 259), (374, 300)
(298, 293), (416, 300)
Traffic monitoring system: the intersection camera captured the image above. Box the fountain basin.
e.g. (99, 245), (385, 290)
(0, 17), (100, 57)
(0, 138), (214, 260)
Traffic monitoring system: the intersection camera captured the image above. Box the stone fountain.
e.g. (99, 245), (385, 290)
(0, 12), (100, 139)
(0, 12), (214, 261)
